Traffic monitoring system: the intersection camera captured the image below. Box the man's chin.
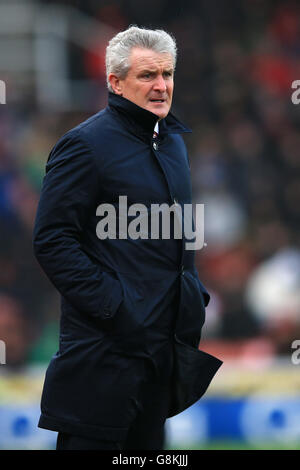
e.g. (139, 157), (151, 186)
(147, 105), (170, 119)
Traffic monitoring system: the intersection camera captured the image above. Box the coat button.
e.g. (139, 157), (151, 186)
(103, 307), (111, 318)
(181, 265), (185, 275)
(153, 142), (158, 150)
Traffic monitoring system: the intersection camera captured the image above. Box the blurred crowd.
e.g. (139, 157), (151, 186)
(0, 0), (300, 367)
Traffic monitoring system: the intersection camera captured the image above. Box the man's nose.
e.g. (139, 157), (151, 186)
(153, 75), (167, 92)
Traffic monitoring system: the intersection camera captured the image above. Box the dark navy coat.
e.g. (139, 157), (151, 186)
(33, 92), (222, 441)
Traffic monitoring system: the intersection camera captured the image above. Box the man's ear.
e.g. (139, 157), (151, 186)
(108, 74), (123, 95)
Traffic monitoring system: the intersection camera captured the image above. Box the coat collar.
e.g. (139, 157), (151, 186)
(107, 92), (192, 138)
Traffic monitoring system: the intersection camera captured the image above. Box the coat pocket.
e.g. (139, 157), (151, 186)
(196, 277), (211, 307)
(168, 334), (222, 418)
(106, 272), (145, 336)
(175, 270), (207, 347)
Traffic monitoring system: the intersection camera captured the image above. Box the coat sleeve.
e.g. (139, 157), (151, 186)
(32, 130), (123, 321)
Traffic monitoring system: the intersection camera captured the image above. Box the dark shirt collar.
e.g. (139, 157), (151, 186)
(107, 91), (191, 138)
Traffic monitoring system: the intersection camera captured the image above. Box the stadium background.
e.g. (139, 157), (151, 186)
(0, 0), (300, 450)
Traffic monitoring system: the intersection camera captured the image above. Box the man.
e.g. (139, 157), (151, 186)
(33, 26), (222, 450)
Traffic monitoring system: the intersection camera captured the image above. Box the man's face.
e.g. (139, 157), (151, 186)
(111, 47), (174, 119)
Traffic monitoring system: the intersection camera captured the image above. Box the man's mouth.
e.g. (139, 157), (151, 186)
(149, 99), (165, 103)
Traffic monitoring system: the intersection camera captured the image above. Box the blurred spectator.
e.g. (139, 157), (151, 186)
(0, 294), (30, 368)
(245, 248), (300, 355)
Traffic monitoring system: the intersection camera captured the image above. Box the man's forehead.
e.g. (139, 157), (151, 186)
(129, 47), (174, 70)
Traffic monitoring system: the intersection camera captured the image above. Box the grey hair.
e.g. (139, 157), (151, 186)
(105, 25), (177, 92)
